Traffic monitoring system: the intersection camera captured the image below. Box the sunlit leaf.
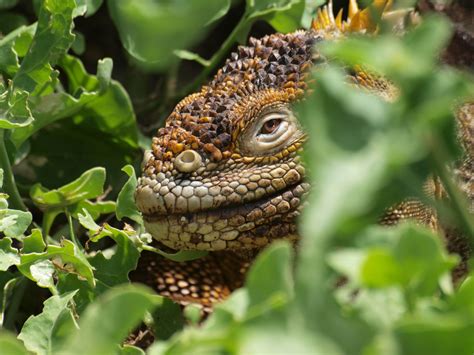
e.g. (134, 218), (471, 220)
(18, 291), (78, 355)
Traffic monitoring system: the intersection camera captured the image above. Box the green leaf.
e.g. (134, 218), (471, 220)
(360, 249), (401, 287)
(0, 208), (32, 239)
(152, 298), (185, 340)
(266, 0), (305, 32)
(246, 241), (293, 308)
(11, 55), (139, 150)
(18, 291), (78, 355)
(58, 210), (141, 311)
(30, 167), (105, 208)
(0, 332), (28, 355)
(12, 0), (75, 94)
(29, 259), (55, 288)
(360, 224), (456, 297)
(79, 210), (140, 287)
(21, 229), (46, 253)
(394, 315), (474, 355)
(107, 0), (230, 70)
(116, 164), (142, 223)
(88, 224), (140, 288)
(121, 345), (146, 355)
(61, 285), (159, 354)
(0, 24), (36, 77)
(0, 87), (34, 129)
(449, 276), (474, 315)
(18, 239), (95, 287)
(0, 238), (20, 271)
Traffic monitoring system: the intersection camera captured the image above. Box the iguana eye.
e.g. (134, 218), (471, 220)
(259, 118), (282, 135)
(238, 106), (302, 155)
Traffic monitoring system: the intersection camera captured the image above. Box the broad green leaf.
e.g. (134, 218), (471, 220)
(357, 224), (458, 296)
(29, 259), (55, 288)
(116, 164), (142, 223)
(58, 210), (140, 311)
(88, 224), (140, 288)
(263, 0), (304, 32)
(21, 229), (46, 253)
(62, 285), (159, 355)
(18, 239), (95, 287)
(152, 298), (185, 340)
(0, 332), (28, 355)
(449, 276), (474, 315)
(107, 0), (230, 70)
(394, 315), (474, 355)
(18, 291), (78, 355)
(0, 87), (34, 129)
(360, 249), (401, 287)
(0, 237), (20, 271)
(0, 208), (32, 239)
(121, 345), (146, 355)
(79, 210), (140, 287)
(11, 55), (138, 150)
(30, 167), (105, 208)
(13, 0), (75, 95)
(246, 242), (293, 308)
(0, 24), (36, 77)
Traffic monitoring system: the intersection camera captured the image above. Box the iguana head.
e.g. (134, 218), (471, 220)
(135, 0), (394, 251)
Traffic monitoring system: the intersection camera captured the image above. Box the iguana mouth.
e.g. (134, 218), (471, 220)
(143, 181), (310, 250)
(137, 174), (310, 250)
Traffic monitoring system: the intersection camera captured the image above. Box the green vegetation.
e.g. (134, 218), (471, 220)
(0, 0), (473, 354)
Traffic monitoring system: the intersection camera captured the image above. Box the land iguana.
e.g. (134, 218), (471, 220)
(133, 0), (473, 314)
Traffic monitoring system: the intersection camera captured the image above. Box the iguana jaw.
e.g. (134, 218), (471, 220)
(135, 153), (309, 250)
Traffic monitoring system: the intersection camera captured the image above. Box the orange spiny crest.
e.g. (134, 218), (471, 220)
(311, 0), (392, 34)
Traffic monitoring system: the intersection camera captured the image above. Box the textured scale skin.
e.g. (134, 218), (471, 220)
(133, 0), (473, 317)
(135, 30), (315, 251)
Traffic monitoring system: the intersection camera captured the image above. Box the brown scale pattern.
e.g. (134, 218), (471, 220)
(132, 4), (473, 336)
(130, 250), (251, 313)
(145, 30), (317, 167)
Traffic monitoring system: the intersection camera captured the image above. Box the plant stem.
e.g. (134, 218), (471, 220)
(66, 210), (82, 249)
(0, 129), (27, 211)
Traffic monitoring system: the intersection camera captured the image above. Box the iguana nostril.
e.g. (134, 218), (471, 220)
(174, 149), (202, 173)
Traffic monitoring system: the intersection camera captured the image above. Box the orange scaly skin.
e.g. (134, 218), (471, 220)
(133, 0), (472, 315)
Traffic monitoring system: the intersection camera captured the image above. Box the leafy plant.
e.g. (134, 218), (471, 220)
(0, 0), (473, 354)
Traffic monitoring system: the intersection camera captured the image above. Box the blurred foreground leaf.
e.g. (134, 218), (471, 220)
(61, 285), (159, 354)
(107, 0), (231, 70)
(17, 291), (77, 355)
